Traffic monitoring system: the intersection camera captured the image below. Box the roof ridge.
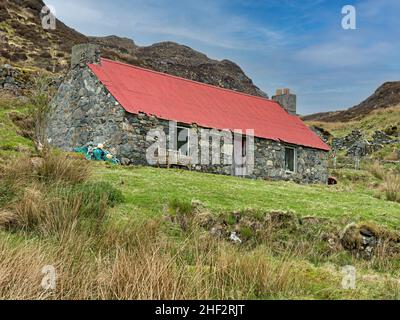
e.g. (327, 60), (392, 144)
(98, 58), (275, 103)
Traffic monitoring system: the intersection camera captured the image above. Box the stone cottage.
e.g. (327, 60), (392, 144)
(47, 44), (330, 183)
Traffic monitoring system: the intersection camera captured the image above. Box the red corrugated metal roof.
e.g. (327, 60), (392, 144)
(89, 58), (330, 151)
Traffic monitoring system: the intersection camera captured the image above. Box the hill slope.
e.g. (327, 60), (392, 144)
(304, 82), (400, 122)
(1, 95), (400, 300)
(0, 0), (267, 96)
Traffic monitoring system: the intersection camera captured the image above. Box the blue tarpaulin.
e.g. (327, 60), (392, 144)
(73, 146), (120, 164)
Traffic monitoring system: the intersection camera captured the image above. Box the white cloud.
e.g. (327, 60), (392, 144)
(295, 41), (393, 67)
(47, 0), (285, 50)
(45, 0), (400, 114)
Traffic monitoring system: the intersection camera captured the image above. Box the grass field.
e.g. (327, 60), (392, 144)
(0, 96), (399, 300)
(94, 165), (400, 228)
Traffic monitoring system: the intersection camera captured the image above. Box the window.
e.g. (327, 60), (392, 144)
(241, 135), (247, 157)
(177, 126), (190, 156)
(285, 147), (296, 172)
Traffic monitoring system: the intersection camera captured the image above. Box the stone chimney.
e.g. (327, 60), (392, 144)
(272, 88), (297, 115)
(71, 43), (101, 69)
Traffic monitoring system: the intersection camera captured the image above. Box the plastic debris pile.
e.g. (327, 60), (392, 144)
(74, 144), (120, 164)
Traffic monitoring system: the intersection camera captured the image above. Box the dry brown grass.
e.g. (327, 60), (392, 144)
(384, 148), (399, 161)
(382, 173), (400, 203)
(0, 154), (399, 300)
(0, 240), (51, 300)
(306, 105), (400, 138)
(36, 152), (91, 185)
(368, 161), (386, 180)
(0, 151), (91, 186)
(0, 209), (399, 300)
(0, 222), (309, 300)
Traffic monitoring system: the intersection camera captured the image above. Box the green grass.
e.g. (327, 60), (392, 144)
(1, 94), (399, 299)
(94, 165), (400, 229)
(0, 98), (35, 159)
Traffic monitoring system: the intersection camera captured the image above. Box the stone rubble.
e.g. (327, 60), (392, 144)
(0, 64), (29, 94)
(332, 129), (399, 157)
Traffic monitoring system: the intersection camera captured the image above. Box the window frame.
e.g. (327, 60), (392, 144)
(176, 125), (190, 157)
(284, 146), (297, 173)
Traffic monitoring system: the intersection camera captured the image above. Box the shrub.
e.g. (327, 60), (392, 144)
(27, 75), (53, 148)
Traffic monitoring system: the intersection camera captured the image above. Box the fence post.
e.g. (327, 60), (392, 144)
(354, 156), (360, 170)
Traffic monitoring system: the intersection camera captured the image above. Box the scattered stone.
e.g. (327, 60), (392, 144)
(371, 130), (396, 146)
(331, 129), (399, 157)
(384, 125), (399, 137)
(338, 222), (399, 259)
(310, 125), (333, 143)
(210, 224), (225, 239)
(229, 232), (242, 244)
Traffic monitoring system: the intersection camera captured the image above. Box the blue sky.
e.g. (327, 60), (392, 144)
(46, 0), (400, 115)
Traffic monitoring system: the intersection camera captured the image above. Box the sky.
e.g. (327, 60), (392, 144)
(45, 0), (400, 115)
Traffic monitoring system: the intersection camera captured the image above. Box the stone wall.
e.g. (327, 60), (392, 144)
(0, 64), (31, 94)
(47, 65), (328, 184)
(253, 138), (328, 183)
(332, 129), (400, 157)
(272, 93), (297, 115)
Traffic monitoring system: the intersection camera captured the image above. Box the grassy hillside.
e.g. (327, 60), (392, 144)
(0, 156), (399, 299)
(306, 105), (400, 139)
(94, 165), (400, 228)
(0, 97), (35, 160)
(0, 95), (399, 300)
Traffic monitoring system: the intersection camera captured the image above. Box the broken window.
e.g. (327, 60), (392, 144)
(177, 126), (190, 156)
(285, 147), (296, 172)
(241, 135), (247, 157)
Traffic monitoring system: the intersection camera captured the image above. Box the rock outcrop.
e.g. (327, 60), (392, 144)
(0, 0), (268, 97)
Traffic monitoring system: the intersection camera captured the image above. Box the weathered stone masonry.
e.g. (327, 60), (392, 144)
(47, 61), (328, 184)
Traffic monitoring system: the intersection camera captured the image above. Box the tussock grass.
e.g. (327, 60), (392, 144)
(382, 174), (400, 203)
(368, 161), (386, 181)
(36, 152), (91, 185)
(0, 152), (121, 238)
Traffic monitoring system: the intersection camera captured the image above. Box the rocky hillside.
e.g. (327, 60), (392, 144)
(0, 0), (88, 71)
(0, 0), (267, 97)
(304, 82), (400, 122)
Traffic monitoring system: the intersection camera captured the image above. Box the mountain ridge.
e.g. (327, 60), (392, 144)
(0, 0), (267, 97)
(303, 81), (400, 122)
